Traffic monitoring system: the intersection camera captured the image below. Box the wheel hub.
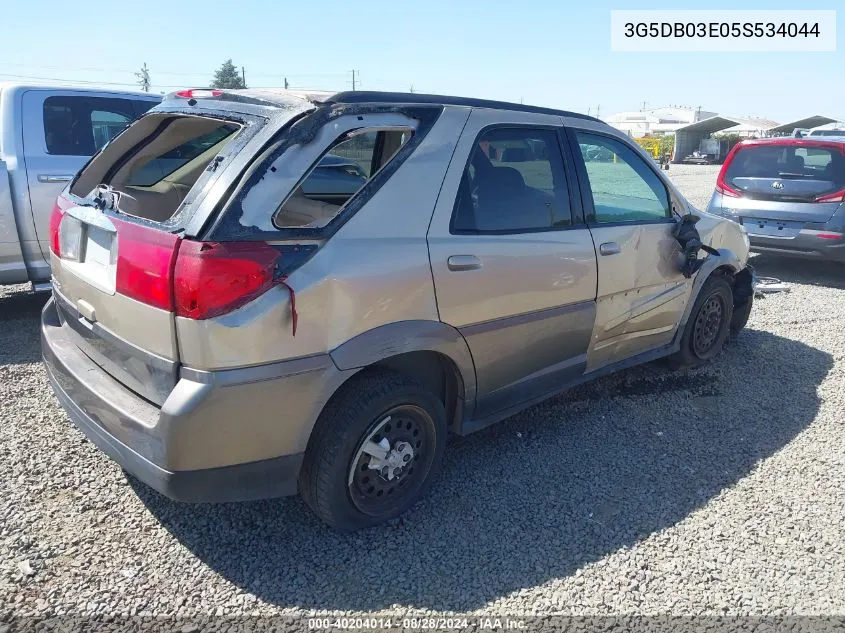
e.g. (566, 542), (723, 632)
(365, 437), (415, 481)
(347, 405), (436, 517)
(693, 295), (724, 355)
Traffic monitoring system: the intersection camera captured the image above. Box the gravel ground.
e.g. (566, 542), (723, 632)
(2, 165), (845, 628)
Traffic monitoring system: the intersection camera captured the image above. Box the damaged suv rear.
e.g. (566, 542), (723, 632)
(42, 89), (753, 530)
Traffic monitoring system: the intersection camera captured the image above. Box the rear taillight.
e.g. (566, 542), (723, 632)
(48, 203), (63, 256)
(49, 194), (76, 256)
(113, 219), (181, 311)
(815, 189), (845, 203)
(173, 241), (281, 320)
(715, 145), (742, 198)
(174, 89), (223, 99)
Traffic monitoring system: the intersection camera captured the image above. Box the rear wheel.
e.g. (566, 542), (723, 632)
(298, 370), (446, 531)
(669, 275), (734, 369)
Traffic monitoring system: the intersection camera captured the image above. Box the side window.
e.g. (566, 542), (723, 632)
(575, 132), (671, 223)
(451, 127), (571, 234)
(273, 127), (412, 229)
(43, 96), (137, 156)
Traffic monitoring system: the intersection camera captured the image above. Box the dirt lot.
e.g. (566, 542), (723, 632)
(2, 165), (844, 627)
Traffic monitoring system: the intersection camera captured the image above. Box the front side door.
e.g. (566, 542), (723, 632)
(427, 109), (598, 420)
(566, 127), (690, 372)
(21, 90), (154, 262)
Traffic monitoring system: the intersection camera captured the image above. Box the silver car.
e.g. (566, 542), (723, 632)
(41, 89), (753, 530)
(707, 137), (845, 264)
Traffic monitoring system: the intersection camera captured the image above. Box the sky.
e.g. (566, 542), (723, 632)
(1, 0), (842, 124)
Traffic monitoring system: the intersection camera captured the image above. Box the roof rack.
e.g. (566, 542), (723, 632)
(325, 91), (600, 122)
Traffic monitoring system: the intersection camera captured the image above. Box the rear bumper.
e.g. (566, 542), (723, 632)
(40, 297), (346, 502)
(748, 230), (845, 263)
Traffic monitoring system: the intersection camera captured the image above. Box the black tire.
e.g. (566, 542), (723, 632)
(298, 370), (447, 531)
(730, 295), (753, 336)
(668, 274), (734, 369)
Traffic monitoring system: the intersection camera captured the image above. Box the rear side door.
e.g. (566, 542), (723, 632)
(565, 126), (689, 372)
(21, 90), (156, 262)
(427, 109), (598, 420)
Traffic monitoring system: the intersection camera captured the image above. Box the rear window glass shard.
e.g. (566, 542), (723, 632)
(234, 111), (421, 233)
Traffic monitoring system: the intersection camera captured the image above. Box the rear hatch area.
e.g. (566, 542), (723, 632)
(49, 104), (259, 406)
(716, 141), (845, 233)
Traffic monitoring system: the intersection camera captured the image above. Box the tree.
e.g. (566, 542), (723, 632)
(135, 63), (151, 92)
(211, 59), (245, 89)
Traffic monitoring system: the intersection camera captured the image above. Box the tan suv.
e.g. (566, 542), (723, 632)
(41, 89), (754, 530)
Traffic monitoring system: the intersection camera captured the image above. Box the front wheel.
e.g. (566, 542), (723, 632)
(730, 295), (753, 336)
(668, 275), (734, 369)
(298, 370), (446, 531)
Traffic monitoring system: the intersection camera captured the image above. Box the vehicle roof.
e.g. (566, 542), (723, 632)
(164, 88), (600, 122)
(325, 91), (602, 122)
(0, 81), (161, 99)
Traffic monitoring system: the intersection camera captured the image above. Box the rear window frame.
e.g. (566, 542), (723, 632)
(66, 106), (268, 232)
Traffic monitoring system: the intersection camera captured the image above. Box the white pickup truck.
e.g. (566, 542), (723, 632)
(1, 83), (160, 287)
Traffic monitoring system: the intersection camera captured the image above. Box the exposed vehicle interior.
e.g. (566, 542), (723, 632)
(70, 115), (242, 222)
(273, 127), (412, 229)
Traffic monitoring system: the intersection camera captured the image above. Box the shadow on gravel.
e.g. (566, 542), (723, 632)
(750, 253), (845, 290)
(134, 328), (831, 612)
(0, 292), (48, 365)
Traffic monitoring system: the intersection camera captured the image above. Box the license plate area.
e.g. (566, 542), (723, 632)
(742, 218), (803, 239)
(61, 220), (117, 295)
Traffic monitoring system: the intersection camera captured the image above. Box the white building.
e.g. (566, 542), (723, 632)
(604, 106), (717, 136)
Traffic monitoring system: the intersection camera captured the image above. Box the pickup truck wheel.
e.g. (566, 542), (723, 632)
(298, 370), (446, 532)
(668, 275), (733, 369)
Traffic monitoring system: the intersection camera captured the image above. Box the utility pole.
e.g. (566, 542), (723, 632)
(351, 69), (358, 90)
(284, 77), (289, 89)
(241, 66), (246, 88)
(596, 104), (601, 118)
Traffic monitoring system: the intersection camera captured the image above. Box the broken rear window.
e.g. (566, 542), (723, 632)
(70, 115), (244, 223)
(125, 124), (238, 186)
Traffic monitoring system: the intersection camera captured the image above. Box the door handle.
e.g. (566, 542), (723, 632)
(38, 174), (74, 183)
(599, 242), (621, 256)
(447, 255), (482, 271)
